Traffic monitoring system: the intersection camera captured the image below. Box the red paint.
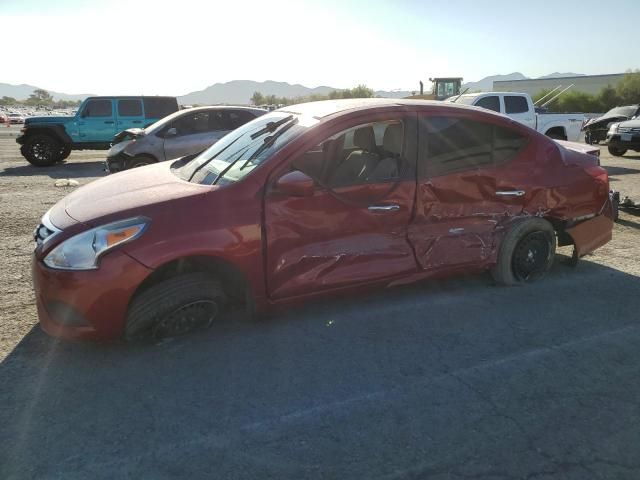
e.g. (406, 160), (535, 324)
(32, 100), (613, 341)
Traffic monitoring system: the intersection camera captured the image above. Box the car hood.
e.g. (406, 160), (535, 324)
(113, 127), (146, 143)
(584, 114), (629, 128)
(616, 119), (640, 128)
(25, 115), (74, 125)
(63, 161), (212, 224)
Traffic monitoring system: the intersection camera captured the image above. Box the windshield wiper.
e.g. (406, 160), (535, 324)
(186, 133), (245, 182)
(238, 118), (299, 171)
(250, 115), (293, 140)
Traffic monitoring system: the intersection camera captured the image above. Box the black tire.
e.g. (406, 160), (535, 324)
(608, 146), (627, 157)
(491, 218), (556, 286)
(547, 132), (566, 141)
(125, 273), (227, 341)
(128, 155), (156, 169)
(59, 144), (71, 161)
(21, 134), (63, 166)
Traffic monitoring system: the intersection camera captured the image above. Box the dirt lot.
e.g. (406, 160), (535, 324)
(2, 125), (640, 479)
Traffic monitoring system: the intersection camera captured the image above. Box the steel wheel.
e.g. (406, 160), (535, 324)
(511, 231), (552, 282)
(151, 300), (219, 339)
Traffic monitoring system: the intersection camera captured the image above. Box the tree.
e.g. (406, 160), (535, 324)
(0, 96), (17, 106)
(251, 91), (264, 105)
(24, 88), (54, 106)
(616, 70), (640, 105)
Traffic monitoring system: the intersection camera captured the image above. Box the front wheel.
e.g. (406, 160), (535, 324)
(59, 144), (71, 161)
(124, 155), (157, 171)
(608, 146), (627, 157)
(125, 273), (227, 341)
(21, 134), (63, 166)
(492, 218), (556, 285)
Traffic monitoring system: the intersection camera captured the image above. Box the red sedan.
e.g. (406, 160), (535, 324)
(32, 99), (613, 341)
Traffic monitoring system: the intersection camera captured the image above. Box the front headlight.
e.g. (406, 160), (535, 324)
(44, 217), (149, 270)
(608, 122), (620, 134)
(107, 139), (133, 158)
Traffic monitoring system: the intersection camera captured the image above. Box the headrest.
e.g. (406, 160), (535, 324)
(383, 123), (402, 155)
(353, 126), (376, 151)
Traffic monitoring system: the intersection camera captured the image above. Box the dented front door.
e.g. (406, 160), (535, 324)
(264, 114), (419, 300)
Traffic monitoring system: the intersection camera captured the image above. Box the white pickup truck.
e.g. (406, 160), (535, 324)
(451, 92), (584, 142)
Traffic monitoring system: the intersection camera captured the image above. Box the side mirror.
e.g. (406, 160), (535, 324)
(274, 170), (315, 197)
(165, 127), (178, 137)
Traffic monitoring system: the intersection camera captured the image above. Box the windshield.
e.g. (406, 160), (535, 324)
(179, 111), (313, 185)
(604, 105), (638, 118)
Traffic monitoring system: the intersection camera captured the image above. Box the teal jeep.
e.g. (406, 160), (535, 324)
(17, 96), (179, 166)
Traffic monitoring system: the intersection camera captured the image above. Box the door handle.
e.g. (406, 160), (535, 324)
(496, 190), (525, 197)
(104, 120), (114, 124)
(368, 204), (400, 212)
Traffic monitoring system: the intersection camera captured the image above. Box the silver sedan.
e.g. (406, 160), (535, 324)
(106, 106), (266, 172)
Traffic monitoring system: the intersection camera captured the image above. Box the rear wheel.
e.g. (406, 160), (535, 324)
(608, 146), (627, 157)
(22, 134), (62, 166)
(128, 155), (156, 170)
(492, 218), (556, 285)
(125, 273), (227, 341)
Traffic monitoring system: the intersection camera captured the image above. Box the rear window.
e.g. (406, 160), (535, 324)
(118, 99), (142, 117)
(421, 117), (528, 177)
(143, 97), (178, 119)
(504, 96), (529, 114)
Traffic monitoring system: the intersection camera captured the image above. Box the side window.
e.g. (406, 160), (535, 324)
(504, 96), (529, 114)
(227, 110), (255, 129)
(292, 120), (405, 188)
(207, 111), (227, 131)
(118, 99), (142, 117)
(173, 112), (210, 136)
(83, 99), (112, 117)
(475, 96), (500, 113)
(422, 117), (527, 177)
(493, 125), (528, 165)
(143, 98), (177, 119)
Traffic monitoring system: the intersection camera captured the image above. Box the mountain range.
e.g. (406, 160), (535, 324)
(0, 73), (587, 105)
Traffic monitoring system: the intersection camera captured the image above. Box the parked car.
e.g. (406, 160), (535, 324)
(582, 105), (640, 145)
(7, 112), (26, 124)
(606, 118), (640, 156)
(17, 96), (179, 166)
(452, 92), (585, 141)
(106, 106), (266, 172)
(0, 113), (8, 124)
(32, 98), (614, 342)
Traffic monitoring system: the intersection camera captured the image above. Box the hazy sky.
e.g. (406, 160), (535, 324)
(2, 0), (638, 95)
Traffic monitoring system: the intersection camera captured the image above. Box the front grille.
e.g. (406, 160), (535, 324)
(618, 127), (640, 134)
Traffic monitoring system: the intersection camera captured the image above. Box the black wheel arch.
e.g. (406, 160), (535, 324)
(130, 255), (255, 315)
(23, 124), (72, 147)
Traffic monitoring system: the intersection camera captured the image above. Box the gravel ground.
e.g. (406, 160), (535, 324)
(1, 125), (640, 479)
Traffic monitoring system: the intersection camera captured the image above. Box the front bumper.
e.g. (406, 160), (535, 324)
(607, 133), (640, 150)
(104, 152), (131, 173)
(32, 250), (152, 341)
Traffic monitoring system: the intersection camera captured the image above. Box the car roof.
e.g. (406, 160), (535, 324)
(277, 97), (486, 119)
(178, 106), (266, 113)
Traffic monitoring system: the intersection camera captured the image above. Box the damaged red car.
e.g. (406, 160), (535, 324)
(32, 99), (614, 341)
